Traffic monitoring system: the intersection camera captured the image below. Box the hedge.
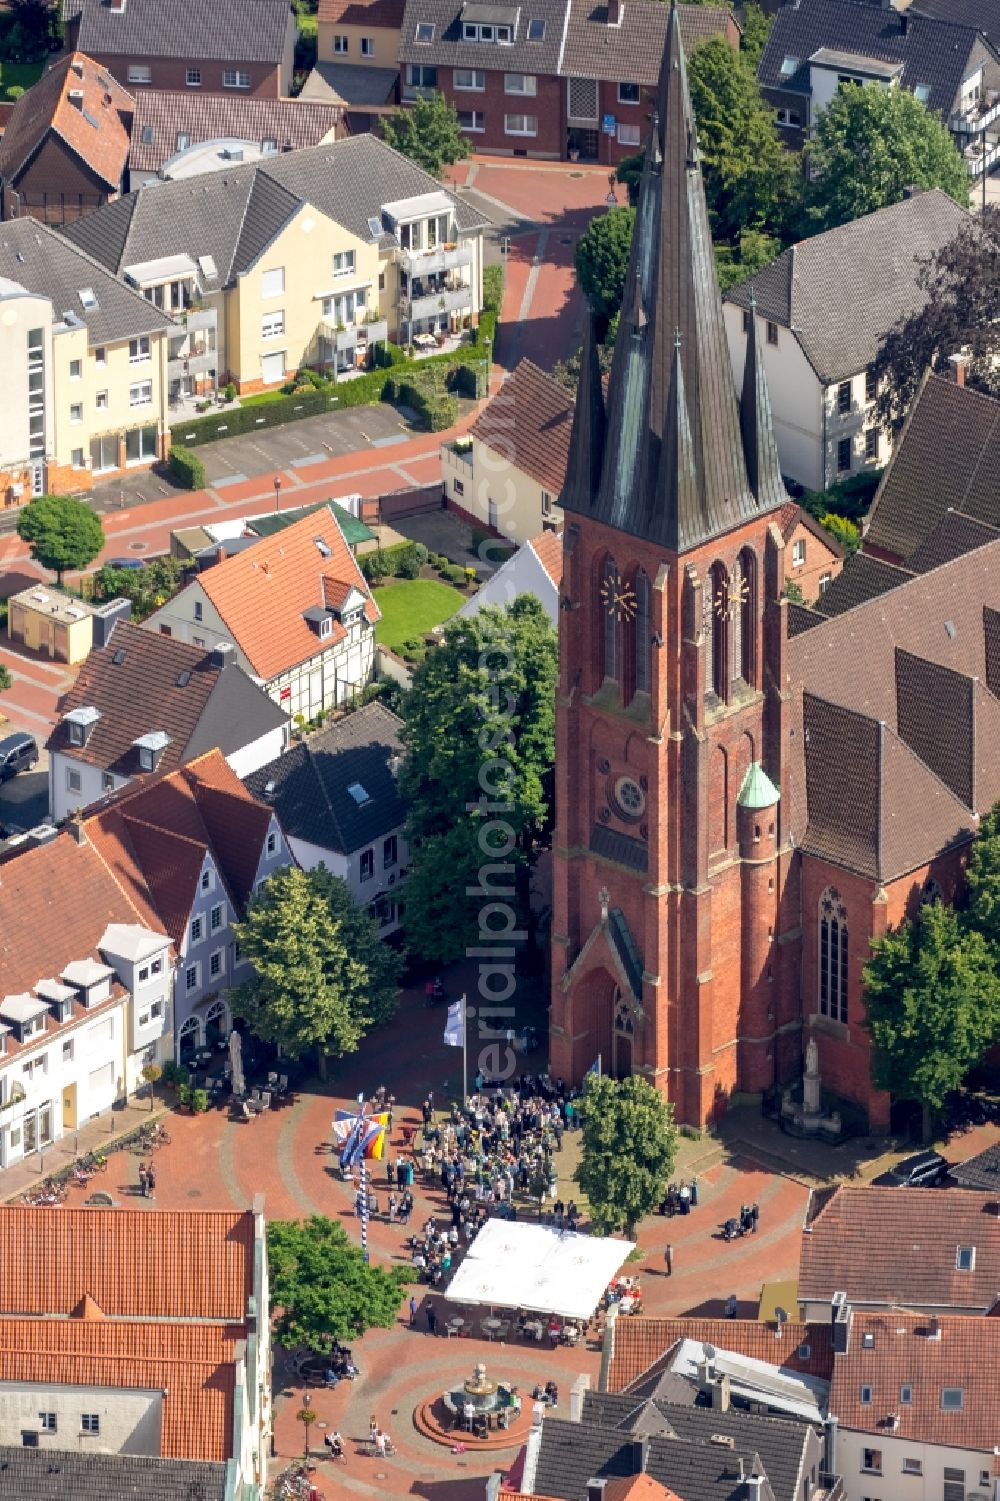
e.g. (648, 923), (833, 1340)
(168, 444), (206, 490)
(482, 263), (504, 316)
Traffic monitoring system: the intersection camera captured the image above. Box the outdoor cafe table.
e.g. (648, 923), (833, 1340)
(482, 1317), (502, 1338)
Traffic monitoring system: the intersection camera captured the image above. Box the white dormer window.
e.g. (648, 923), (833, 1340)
(320, 616), (333, 639)
(78, 287), (98, 311)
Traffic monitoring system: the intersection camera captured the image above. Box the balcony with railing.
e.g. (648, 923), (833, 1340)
(814, 1473), (845, 1501)
(963, 132), (1000, 176)
(399, 242), (471, 277)
(950, 89), (1000, 136)
(167, 306), (218, 381)
(407, 285), (473, 321)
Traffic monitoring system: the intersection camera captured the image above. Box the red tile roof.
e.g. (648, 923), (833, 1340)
(604, 1480), (685, 1501)
(830, 1310), (1000, 1451)
(0, 51), (132, 189)
(0, 1317), (238, 1461)
(470, 359), (575, 495)
(194, 507), (377, 680)
(0, 1207), (254, 1321)
(318, 0), (405, 25)
(608, 1317), (833, 1394)
(799, 1186), (1000, 1312)
(529, 530), (563, 587)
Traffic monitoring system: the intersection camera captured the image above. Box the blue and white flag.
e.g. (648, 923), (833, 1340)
(587, 1055), (602, 1077)
(444, 998), (465, 1048)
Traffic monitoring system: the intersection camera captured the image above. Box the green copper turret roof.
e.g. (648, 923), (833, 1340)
(738, 761), (780, 809)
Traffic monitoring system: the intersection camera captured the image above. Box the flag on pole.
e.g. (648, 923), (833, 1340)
(444, 999), (465, 1048)
(587, 1055), (602, 1077)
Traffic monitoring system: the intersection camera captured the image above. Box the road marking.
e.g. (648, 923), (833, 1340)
(212, 473), (249, 488)
(289, 453), (327, 468)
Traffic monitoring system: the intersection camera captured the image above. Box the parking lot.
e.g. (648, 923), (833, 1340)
(0, 748), (49, 836)
(92, 402), (424, 514)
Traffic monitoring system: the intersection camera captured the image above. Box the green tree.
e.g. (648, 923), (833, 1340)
(688, 37), (797, 244)
(803, 85), (968, 235)
(863, 901), (1000, 1141)
(381, 91), (468, 177)
(874, 206), (1000, 437)
(739, 3), (773, 70)
(17, 494), (104, 586)
(715, 228), (781, 292)
(574, 1073), (678, 1236)
(5, 0), (59, 60)
(267, 1216), (411, 1350)
(965, 802), (1000, 947)
(615, 151), (644, 208)
(400, 596), (557, 962)
(231, 866), (400, 1075)
(95, 556), (186, 622)
(574, 205), (636, 325)
(818, 512), (860, 555)
(0, 662), (10, 695)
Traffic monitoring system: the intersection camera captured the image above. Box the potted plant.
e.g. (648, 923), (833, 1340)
(177, 1082), (194, 1112)
(160, 1060), (190, 1091)
(192, 1088), (210, 1114)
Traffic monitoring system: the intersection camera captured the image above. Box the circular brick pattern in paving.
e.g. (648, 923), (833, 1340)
(128, 541), (148, 551)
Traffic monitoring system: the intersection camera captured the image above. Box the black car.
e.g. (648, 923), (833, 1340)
(888, 1150), (949, 1187)
(0, 732), (38, 781)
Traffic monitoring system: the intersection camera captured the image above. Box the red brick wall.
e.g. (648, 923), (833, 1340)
(785, 519), (842, 605)
(444, 67), (563, 158)
(5, 133), (118, 224)
(88, 54), (283, 98)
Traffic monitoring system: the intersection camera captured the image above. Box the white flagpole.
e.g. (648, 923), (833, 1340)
(462, 993), (468, 1103)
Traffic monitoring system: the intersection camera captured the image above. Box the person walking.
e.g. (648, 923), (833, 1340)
(664, 1243), (674, 1277)
(750, 1201), (759, 1233)
(426, 1305), (438, 1336)
(409, 1295), (418, 1326)
(678, 1181), (691, 1215)
(726, 1293), (738, 1319)
(146, 1161), (156, 1200)
(138, 1163), (148, 1198)
(369, 1416), (378, 1450)
(690, 1175), (699, 1208)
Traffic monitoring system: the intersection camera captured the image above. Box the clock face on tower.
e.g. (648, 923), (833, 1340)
(600, 571), (637, 621)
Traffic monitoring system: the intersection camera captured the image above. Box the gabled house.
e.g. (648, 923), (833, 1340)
(0, 52), (133, 225)
(304, 0), (403, 115)
(0, 1203), (270, 1490)
(62, 134), (487, 396)
(397, 0), (736, 163)
(778, 502), (844, 605)
(458, 528), (562, 623)
(723, 190), (971, 492)
(245, 701), (408, 933)
(143, 505), (379, 720)
(127, 93), (343, 187)
(442, 357), (573, 541)
(82, 750), (290, 1063)
(46, 619), (290, 821)
(758, 0), (1000, 175)
(62, 0), (297, 99)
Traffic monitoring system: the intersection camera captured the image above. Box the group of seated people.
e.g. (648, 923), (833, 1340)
(409, 1218), (458, 1284)
(322, 1340), (358, 1385)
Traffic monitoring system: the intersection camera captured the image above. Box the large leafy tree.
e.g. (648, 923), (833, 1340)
(267, 1216), (411, 1350)
(95, 556), (186, 622)
(863, 901), (1000, 1141)
(17, 495), (104, 586)
(874, 207), (1000, 436)
(574, 206), (635, 326)
(381, 92), (468, 177)
(688, 36), (796, 244)
(399, 596), (557, 962)
(231, 866), (400, 1075)
(965, 802), (1000, 947)
(574, 1074), (678, 1236)
(0, 663), (10, 695)
(803, 84), (968, 236)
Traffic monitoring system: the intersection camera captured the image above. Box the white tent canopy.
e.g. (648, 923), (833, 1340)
(444, 1219), (634, 1321)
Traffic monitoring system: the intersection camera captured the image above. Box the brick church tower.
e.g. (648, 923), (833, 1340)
(549, 4), (802, 1125)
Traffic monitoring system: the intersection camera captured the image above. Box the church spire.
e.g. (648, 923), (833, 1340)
(740, 295), (786, 510)
(559, 308), (606, 517)
(585, 0), (783, 552)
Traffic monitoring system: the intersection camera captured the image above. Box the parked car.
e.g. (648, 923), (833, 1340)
(0, 732), (38, 781)
(105, 556), (144, 570)
(888, 1150), (949, 1187)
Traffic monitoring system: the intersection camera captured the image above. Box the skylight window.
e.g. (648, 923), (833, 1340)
(112, 647), (126, 665)
(314, 536), (332, 558)
(941, 1388), (964, 1411)
(415, 21), (435, 41)
(176, 669), (191, 687)
(347, 782), (371, 805)
(526, 17), (545, 38)
(141, 124), (154, 144)
(78, 287), (98, 310)
(198, 254), (217, 279)
(956, 1245), (975, 1271)
(914, 83), (930, 103)
(780, 55), (799, 77)
(368, 215), (384, 239)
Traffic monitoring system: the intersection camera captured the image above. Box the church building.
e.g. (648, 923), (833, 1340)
(549, 3), (1000, 1130)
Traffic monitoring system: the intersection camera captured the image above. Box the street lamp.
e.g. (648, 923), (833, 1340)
(482, 336), (492, 399)
(273, 473), (282, 512)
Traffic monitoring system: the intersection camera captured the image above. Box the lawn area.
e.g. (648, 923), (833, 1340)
(0, 61), (43, 98)
(373, 577), (465, 652)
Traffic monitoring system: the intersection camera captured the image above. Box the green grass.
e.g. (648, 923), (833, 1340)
(0, 61), (44, 98)
(239, 390), (288, 408)
(374, 578), (465, 653)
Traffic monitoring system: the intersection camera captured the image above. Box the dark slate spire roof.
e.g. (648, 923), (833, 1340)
(584, 0), (780, 553)
(560, 309), (606, 515)
(740, 296), (787, 510)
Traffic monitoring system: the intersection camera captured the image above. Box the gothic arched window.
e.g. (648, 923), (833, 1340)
(633, 567), (651, 698)
(736, 546), (757, 687)
(819, 887), (848, 1025)
(599, 555), (619, 684)
(708, 561), (729, 701)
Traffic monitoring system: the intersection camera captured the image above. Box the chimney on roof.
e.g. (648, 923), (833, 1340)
(71, 59), (84, 78)
(68, 89), (84, 111)
(928, 1315), (942, 1340)
(68, 816), (86, 845)
(211, 641), (235, 670)
(712, 1372), (732, 1413)
(948, 353), (967, 387)
(630, 1437), (650, 1474)
(744, 1478), (765, 1500)
(832, 1291), (852, 1353)
(587, 1483), (607, 1501)
(607, 0), (623, 23)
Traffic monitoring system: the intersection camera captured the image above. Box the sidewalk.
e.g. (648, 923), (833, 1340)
(0, 1093), (169, 1204)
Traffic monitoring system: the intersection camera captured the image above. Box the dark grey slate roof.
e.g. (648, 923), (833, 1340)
(300, 61), (399, 106)
(0, 217), (172, 347)
(0, 1446), (227, 1501)
(243, 701), (406, 856)
(907, 510), (1000, 573)
(64, 0), (294, 65)
(560, 0), (735, 86)
(952, 1140), (1000, 1190)
(63, 135), (487, 284)
(908, 0), (1000, 48)
(758, 0), (989, 118)
(812, 552), (914, 620)
(531, 1416), (776, 1501)
(590, 824), (648, 873)
(608, 906), (642, 998)
(580, 1391), (813, 1501)
(725, 191), (970, 385)
(398, 0), (568, 71)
